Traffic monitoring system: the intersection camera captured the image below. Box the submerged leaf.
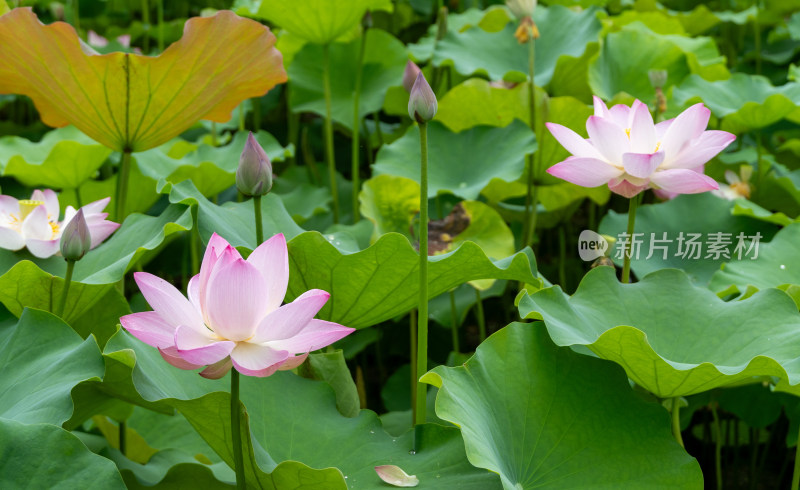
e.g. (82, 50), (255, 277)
(0, 8), (286, 151)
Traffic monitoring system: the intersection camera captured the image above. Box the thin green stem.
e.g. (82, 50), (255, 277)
(671, 397), (685, 449)
(55, 260), (75, 318)
(711, 404), (723, 490)
(373, 111), (384, 146)
(115, 151), (132, 222)
(474, 287), (486, 342)
(621, 196), (639, 284)
(449, 290), (460, 354)
(190, 219), (200, 276)
(351, 28), (367, 223)
(409, 308), (417, 428)
(156, 0), (164, 51)
(231, 369), (245, 490)
(322, 43), (340, 224)
(287, 87), (299, 167)
(119, 421), (126, 456)
(524, 183), (539, 249)
(71, 0), (80, 31)
(558, 225), (567, 289)
(522, 35), (537, 249)
(253, 96), (262, 131)
(415, 122), (429, 429)
(754, 7), (761, 75)
(238, 104), (245, 131)
(142, 0), (150, 53)
(793, 421), (800, 490)
(74, 187), (83, 208)
(253, 195), (264, 245)
(211, 122), (218, 147)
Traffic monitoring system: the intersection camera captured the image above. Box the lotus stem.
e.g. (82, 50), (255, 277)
(322, 43), (340, 224)
(711, 403), (723, 490)
(156, 0), (164, 51)
(409, 308), (417, 427)
(115, 150), (132, 222)
(793, 422), (800, 490)
(415, 121), (429, 430)
(754, 8), (761, 75)
(55, 260), (75, 318)
(231, 369), (246, 490)
(621, 195), (640, 284)
(211, 122), (218, 147)
(142, 0), (150, 53)
(287, 86), (299, 167)
(449, 290), (460, 354)
(373, 111), (384, 146)
(351, 28), (367, 222)
(70, 0), (80, 31)
(522, 35), (537, 249)
(558, 225), (567, 289)
(253, 195), (264, 245)
(474, 287), (486, 342)
(75, 187), (83, 208)
(671, 397), (685, 449)
(119, 421), (126, 456)
(253, 96), (262, 131)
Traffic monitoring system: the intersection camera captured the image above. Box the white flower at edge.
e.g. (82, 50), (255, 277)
(0, 189), (119, 258)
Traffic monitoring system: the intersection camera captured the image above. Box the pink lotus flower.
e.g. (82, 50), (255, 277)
(0, 189), (119, 258)
(120, 233), (355, 378)
(545, 97), (735, 198)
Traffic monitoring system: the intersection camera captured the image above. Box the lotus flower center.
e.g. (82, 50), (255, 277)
(18, 200), (44, 220)
(49, 221), (60, 239)
(625, 128), (631, 138)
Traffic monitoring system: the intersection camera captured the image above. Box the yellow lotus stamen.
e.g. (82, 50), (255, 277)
(49, 221), (60, 239)
(654, 141), (661, 152)
(18, 200), (44, 221)
(625, 128), (631, 138)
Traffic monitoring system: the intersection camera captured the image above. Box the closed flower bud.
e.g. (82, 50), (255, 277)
(402, 60), (421, 93)
(408, 72), (437, 123)
(236, 132), (273, 197)
(59, 209), (92, 261)
(507, 0), (536, 20)
(648, 69), (668, 89)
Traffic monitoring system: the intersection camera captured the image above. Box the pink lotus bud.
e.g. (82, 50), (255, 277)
(402, 61), (421, 93)
(236, 132), (273, 197)
(407, 72), (437, 123)
(59, 209), (92, 261)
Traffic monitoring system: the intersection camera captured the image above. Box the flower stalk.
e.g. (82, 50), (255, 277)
(231, 369), (245, 490)
(621, 195), (639, 284)
(322, 43), (340, 224)
(351, 22), (368, 222)
(55, 260), (75, 318)
(415, 120), (429, 429)
(115, 150), (132, 222)
(671, 397), (684, 448)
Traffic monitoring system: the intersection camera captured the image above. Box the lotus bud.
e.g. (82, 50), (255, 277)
(507, 0), (537, 20)
(60, 209), (92, 261)
(236, 132), (273, 197)
(402, 61), (421, 93)
(362, 11), (373, 29)
(648, 69), (668, 89)
(408, 72), (437, 123)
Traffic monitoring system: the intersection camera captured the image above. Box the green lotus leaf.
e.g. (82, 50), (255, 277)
(0, 419), (126, 489)
(0, 126), (112, 189)
(432, 5), (601, 86)
(408, 7), (493, 62)
(0, 308), (104, 425)
(360, 174), (419, 242)
(599, 193), (777, 285)
(289, 29), (407, 131)
(243, 0), (391, 44)
(518, 267), (800, 398)
(286, 231), (538, 329)
(373, 120), (536, 200)
(589, 22), (728, 101)
(302, 350), (361, 418)
(548, 41), (598, 101)
(710, 223), (800, 296)
(672, 73), (800, 133)
(0, 261), (129, 347)
(731, 199), (797, 227)
(422, 322), (703, 489)
(135, 131), (292, 198)
(434, 78), (530, 132)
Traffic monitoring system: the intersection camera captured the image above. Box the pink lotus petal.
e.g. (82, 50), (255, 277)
(159, 346), (203, 370)
(0, 226), (24, 251)
(200, 357), (233, 379)
(546, 157), (623, 188)
(87, 221), (120, 248)
(659, 103), (710, 158)
(628, 100), (656, 153)
(134, 272), (205, 331)
(655, 119), (673, 141)
(607, 104), (630, 128)
(0, 196), (19, 219)
(120, 311), (176, 349)
(545, 123), (603, 160)
(586, 116), (629, 163)
(80, 196), (111, 216)
(230, 342), (289, 377)
(667, 130), (736, 169)
(622, 152), (664, 179)
(246, 233), (289, 312)
(187, 275), (201, 311)
(174, 324), (235, 365)
(608, 178), (649, 198)
(32, 189), (59, 219)
(25, 238), (60, 258)
(205, 258), (269, 341)
(375, 465), (419, 487)
(278, 353), (309, 371)
(592, 95), (609, 118)
(650, 169), (719, 195)
(198, 236), (241, 317)
(251, 289), (330, 343)
(21, 205), (51, 241)
(266, 319), (355, 354)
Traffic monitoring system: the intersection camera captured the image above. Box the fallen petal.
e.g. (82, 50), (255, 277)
(375, 465), (419, 487)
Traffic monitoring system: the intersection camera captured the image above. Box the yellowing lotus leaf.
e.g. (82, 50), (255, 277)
(0, 8), (286, 152)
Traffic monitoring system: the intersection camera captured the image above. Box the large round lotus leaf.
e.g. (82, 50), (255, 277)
(285, 232), (538, 328)
(518, 266), (800, 399)
(421, 322), (703, 489)
(432, 5), (601, 86)
(289, 29), (407, 131)
(0, 308), (104, 425)
(710, 223), (800, 295)
(0, 419), (126, 489)
(599, 193), (777, 285)
(434, 78), (530, 132)
(359, 174), (419, 241)
(672, 73), (800, 133)
(245, 0), (392, 45)
(0, 126), (112, 189)
(589, 22), (727, 101)
(373, 120), (536, 200)
(408, 7), (492, 63)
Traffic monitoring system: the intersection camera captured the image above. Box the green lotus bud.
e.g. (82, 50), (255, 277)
(236, 132), (273, 197)
(648, 69), (668, 89)
(60, 209), (92, 261)
(408, 72), (437, 123)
